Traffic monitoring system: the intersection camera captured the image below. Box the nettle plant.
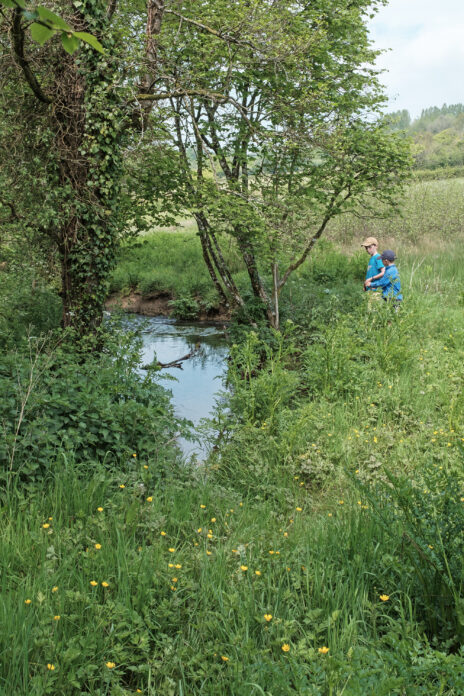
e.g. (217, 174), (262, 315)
(359, 451), (464, 646)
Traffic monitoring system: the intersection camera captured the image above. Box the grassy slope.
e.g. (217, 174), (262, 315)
(2, 179), (464, 694)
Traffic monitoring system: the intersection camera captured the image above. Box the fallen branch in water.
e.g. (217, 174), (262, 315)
(143, 345), (200, 371)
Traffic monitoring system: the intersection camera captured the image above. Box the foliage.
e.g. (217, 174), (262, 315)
(0, 323), (186, 483)
(155, 0), (411, 327)
(359, 455), (464, 646)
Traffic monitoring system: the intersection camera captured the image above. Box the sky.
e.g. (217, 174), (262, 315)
(369, 0), (464, 119)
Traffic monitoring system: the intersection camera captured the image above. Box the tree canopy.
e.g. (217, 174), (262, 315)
(0, 0), (411, 335)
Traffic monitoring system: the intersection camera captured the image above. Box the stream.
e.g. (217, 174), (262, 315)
(128, 315), (229, 459)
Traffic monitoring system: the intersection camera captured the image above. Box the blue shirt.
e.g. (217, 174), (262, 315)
(366, 252), (384, 281)
(369, 264), (402, 300)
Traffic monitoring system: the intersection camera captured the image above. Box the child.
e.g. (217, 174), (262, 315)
(365, 250), (402, 303)
(361, 237), (385, 292)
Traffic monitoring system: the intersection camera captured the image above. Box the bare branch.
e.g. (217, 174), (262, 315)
(165, 8), (257, 52)
(9, 8), (52, 105)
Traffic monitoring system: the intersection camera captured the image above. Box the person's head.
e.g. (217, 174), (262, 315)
(380, 250), (396, 266)
(361, 237), (378, 256)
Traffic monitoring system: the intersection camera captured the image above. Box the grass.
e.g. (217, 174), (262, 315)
(3, 177), (464, 694)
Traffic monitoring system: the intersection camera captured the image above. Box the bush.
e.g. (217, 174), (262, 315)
(0, 324), (187, 483)
(358, 452), (464, 647)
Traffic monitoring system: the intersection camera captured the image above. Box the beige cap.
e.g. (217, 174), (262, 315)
(361, 237), (378, 247)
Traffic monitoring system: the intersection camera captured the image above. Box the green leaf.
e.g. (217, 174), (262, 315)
(37, 6), (71, 31)
(61, 32), (80, 55)
(73, 31), (105, 54)
(1, 0), (26, 8)
(30, 22), (55, 45)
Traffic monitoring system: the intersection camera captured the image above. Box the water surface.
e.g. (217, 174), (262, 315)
(129, 316), (228, 459)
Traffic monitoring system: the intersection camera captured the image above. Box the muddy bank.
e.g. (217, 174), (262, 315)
(106, 291), (231, 321)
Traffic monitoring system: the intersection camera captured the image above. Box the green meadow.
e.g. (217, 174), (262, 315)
(2, 177), (464, 694)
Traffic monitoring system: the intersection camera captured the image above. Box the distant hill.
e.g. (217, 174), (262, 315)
(386, 104), (464, 171)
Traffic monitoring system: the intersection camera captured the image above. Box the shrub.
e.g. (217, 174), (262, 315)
(0, 325), (187, 483)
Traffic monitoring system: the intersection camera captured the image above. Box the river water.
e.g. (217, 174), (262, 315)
(128, 316), (229, 459)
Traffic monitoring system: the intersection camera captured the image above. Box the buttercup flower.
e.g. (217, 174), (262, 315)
(147, 497), (153, 502)
(221, 656), (229, 662)
(24, 599), (31, 605)
(42, 523), (50, 529)
(101, 581), (109, 588)
(318, 646), (329, 654)
(255, 570), (261, 576)
(106, 661), (116, 669)
(281, 644), (290, 652)
(379, 594), (390, 601)
(168, 548), (175, 553)
(200, 504), (206, 509)
(90, 580), (98, 587)
(52, 586), (58, 593)
(175, 564), (182, 569)
(295, 507), (302, 512)
(119, 484), (125, 489)
(53, 615), (60, 621)
(47, 663), (55, 671)
(160, 531), (166, 536)
(264, 614), (272, 622)
(95, 543), (102, 550)
(240, 565), (248, 571)
(97, 507), (103, 512)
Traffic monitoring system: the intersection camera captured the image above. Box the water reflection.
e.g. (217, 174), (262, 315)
(126, 316), (228, 459)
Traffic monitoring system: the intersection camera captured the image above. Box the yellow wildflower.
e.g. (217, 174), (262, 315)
(175, 564), (182, 569)
(318, 646), (329, 654)
(206, 550), (212, 555)
(42, 523), (50, 529)
(119, 484), (125, 489)
(168, 548), (175, 553)
(106, 661), (116, 669)
(24, 599), (31, 605)
(255, 570), (261, 576)
(47, 663), (55, 671)
(211, 517), (216, 522)
(240, 565), (248, 571)
(264, 614), (272, 622)
(160, 531), (166, 536)
(200, 504), (206, 509)
(52, 586), (58, 593)
(221, 656), (229, 662)
(132, 453), (137, 457)
(143, 465), (148, 469)
(94, 543), (102, 550)
(281, 644), (290, 652)
(101, 581), (109, 588)
(97, 507), (103, 512)
(146, 497), (153, 502)
(379, 594), (390, 601)
(53, 615), (60, 621)
(90, 580), (98, 587)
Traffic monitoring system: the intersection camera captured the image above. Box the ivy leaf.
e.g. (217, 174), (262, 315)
(61, 32), (80, 54)
(37, 6), (71, 31)
(73, 31), (105, 54)
(30, 22), (55, 45)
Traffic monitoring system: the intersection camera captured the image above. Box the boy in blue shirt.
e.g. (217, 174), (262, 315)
(362, 236), (385, 292)
(365, 250), (402, 303)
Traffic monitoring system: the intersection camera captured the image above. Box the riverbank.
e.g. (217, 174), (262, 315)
(106, 290), (231, 321)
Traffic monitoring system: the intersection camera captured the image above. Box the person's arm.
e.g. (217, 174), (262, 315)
(364, 258), (385, 287)
(368, 269), (390, 289)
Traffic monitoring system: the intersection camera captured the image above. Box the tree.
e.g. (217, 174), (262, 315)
(1, 0), (411, 335)
(1, 0), (165, 337)
(150, 0), (411, 327)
